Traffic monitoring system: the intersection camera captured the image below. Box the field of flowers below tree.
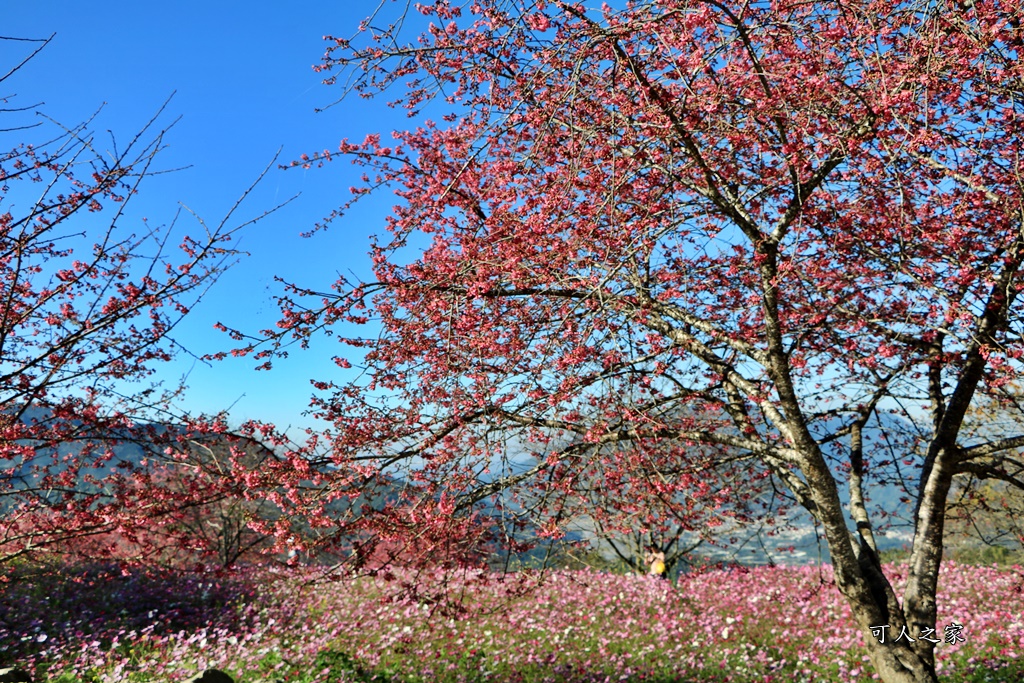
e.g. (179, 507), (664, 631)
(2, 561), (1022, 683)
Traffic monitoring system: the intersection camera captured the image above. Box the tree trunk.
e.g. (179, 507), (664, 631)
(803, 455), (941, 683)
(838, 563), (941, 683)
(866, 647), (939, 683)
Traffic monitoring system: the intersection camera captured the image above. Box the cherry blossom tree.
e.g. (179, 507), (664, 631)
(155, 434), (281, 569)
(536, 433), (782, 572)
(230, 2), (1024, 681)
(34, 433), (283, 570)
(0, 35), (278, 568)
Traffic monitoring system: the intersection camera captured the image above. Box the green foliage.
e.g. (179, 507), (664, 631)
(879, 542), (1024, 567)
(879, 545), (913, 564)
(947, 544), (1024, 567)
(954, 660), (1024, 683)
(310, 650), (376, 682)
(48, 673), (99, 683)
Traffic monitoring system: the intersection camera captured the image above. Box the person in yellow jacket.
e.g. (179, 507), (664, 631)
(645, 546), (667, 579)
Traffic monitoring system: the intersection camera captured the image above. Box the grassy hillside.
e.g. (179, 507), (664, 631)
(3, 560), (1022, 682)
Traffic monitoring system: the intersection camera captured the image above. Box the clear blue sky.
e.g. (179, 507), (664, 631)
(3, 2), (416, 434)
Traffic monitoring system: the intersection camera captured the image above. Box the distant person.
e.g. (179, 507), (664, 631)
(645, 546), (667, 579)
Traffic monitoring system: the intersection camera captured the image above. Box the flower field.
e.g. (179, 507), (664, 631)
(3, 561), (1022, 682)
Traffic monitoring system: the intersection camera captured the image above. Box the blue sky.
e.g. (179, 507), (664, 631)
(2, 2), (415, 433)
